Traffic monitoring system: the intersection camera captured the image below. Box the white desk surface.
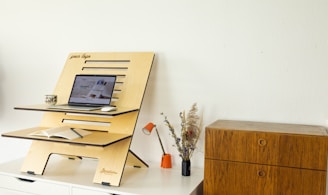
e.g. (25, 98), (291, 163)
(0, 155), (203, 195)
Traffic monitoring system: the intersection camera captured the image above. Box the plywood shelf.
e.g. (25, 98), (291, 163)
(2, 126), (131, 147)
(14, 104), (139, 116)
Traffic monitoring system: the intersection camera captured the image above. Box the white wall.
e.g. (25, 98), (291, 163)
(1, 0), (328, 168)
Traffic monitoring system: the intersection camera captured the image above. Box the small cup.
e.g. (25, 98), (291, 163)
(45, 94), (57, 105)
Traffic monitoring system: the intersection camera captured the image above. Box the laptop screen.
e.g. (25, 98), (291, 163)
(68, 75), (116, 106)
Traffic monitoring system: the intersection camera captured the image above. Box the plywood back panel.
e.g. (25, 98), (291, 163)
(39, 52), (154, 134)
(53, 52), (154, 108)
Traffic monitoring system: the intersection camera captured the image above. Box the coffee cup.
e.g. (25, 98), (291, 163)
(45, 94), (57, 105)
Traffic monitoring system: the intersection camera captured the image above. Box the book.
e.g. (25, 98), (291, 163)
(29, 126), (91, 140)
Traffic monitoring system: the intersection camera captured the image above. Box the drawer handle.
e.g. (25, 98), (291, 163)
(258, 138), (267, 146)
(17, 177), (35, 183)
(257, 170), (266, 177)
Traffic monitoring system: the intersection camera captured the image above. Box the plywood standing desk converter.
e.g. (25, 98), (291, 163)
(1, 52), (155, 187)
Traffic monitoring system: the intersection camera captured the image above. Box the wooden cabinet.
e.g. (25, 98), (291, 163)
(204, 120), (328, 195)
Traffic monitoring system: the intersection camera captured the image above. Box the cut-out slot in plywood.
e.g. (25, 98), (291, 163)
(2, 52), (155, 186)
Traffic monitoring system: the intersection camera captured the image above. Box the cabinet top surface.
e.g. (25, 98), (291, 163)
(0, 155), (203, 195)
(207, 120), (328, 136)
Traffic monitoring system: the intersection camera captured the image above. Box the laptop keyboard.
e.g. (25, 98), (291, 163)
(48, 105), (101, 111)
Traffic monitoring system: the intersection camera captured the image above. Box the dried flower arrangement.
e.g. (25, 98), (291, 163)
(161, 103), (202, 161)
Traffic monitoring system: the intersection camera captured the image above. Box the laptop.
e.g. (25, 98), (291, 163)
(49, 74), (116, 111)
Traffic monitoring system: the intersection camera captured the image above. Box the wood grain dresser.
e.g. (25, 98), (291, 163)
(204, 120), (328, 195)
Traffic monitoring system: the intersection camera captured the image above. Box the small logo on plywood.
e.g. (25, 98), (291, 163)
(69, 53), (91, 59)
(81, 53), (91, 59)
(100, 168), (118, 175)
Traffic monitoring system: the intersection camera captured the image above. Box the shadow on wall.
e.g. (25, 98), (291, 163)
(0, 60), (3, 118)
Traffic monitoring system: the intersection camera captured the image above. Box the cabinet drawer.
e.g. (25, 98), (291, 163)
(72, 187), (118, 195)
(205, 129), (279, 165)
(279, 134), (328, 170)
(0, 188), (32, 195)
(205, 128), (328, 170)
(276, 163), (326, 194)
(0, 174), (69, 195)
(204, 159), (326, 195)
(204, 159), (276, 195)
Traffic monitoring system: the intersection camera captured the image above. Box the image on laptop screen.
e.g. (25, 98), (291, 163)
(68, 75), (116, 106)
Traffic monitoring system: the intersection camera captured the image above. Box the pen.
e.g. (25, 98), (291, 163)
(70, 128), (83, 138)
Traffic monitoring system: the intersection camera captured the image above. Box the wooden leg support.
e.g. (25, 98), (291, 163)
(92, 139), (131, 186)
(126, 150), (148, 168)
(20, 138), (146, 186)
(21, 141), (52, 175)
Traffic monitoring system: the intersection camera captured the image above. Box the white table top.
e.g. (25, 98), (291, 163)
(0, 154), (204, 195)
